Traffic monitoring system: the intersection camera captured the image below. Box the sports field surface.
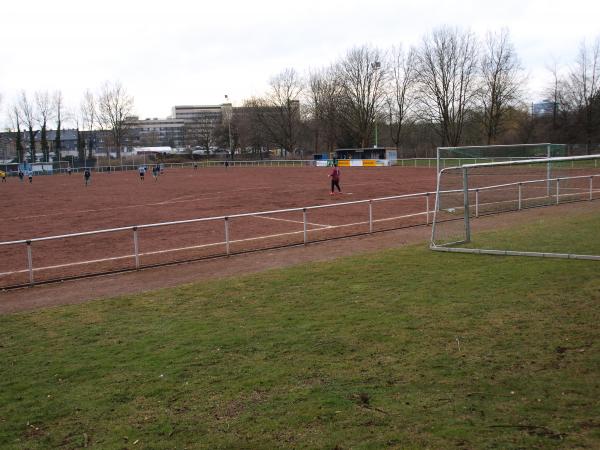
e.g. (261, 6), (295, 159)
(0, 212), (599, 449)
(0, 166), (435, 287)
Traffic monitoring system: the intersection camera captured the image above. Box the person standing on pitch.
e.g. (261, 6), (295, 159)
(1, 172), (6, 183)
(67, 166), (72, 176)
(138, 165), (145, 181)
(28, 170), (33, 183)
(329, 164), (341, 195)
(18, 169), (24, 182)
(84, 168), (91, 186)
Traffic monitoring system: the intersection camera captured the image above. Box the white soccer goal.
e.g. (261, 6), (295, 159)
(436, 143), (568, 174)
(430, 154), (600, 260)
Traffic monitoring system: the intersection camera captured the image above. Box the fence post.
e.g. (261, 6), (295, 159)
(556, 179), (560, 205)
(133, 227), (140, 269)
(475, 189), (479, 218)
(224, 217), (230, 255)
(369, 200), (373, 232)
(26, 240), (34, 285)
(590, 176), (594, 201)
(518, 183), (522, 210)
(303, 208), (308, 244)
(463, 168), (471, 243)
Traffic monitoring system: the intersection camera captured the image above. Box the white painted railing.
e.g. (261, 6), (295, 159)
(0, 190), (436, 287)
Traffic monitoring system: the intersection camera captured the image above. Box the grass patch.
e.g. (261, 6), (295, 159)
(466, 208), (600, 255)
(1, 224), (599, 448)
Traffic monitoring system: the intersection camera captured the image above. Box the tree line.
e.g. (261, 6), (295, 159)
(226, 27), (599, 157)
(3, 26), (600, 161)
(3, 81), (134, 162)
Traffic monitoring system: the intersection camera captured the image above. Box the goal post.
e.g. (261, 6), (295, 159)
(431, 154), (600, 260)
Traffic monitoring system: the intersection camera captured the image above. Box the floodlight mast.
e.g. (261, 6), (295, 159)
(225, 95), (232, 158)
(372, 61), (381, 148)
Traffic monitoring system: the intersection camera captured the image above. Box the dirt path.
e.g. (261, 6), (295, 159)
(0, 201), (595, 314)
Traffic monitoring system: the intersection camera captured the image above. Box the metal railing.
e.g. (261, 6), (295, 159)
(4, 157), (599, 176)
(0, 190), (436, 288)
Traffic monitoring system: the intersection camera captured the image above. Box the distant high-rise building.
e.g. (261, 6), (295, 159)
(532, 99), (558, 117)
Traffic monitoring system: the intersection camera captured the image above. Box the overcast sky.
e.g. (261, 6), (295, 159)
(1, 0), (599, 127)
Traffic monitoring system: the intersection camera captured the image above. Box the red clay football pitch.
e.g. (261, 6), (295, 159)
(0, 166), (436, 287)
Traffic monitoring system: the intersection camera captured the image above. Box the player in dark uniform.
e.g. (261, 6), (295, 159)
(329, 164), (341, 195)
(18, 170), (24, 182)
(84, 168), (91, 186)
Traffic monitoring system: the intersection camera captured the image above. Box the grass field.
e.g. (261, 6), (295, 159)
(1, 214), (599, 449)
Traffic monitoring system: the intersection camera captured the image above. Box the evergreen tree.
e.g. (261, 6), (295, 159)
(54, 120), (61, 161)
(41, 123), (49, 161)
(77, 128), (85, 161)
(15, 128), (24, 163)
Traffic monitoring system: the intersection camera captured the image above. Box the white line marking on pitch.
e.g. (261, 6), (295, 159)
(252, 215), (331, 228)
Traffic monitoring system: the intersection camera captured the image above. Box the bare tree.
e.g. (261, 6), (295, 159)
(81, 89), (97, 159)
(337, 45), (386, 148)
(97, 81), (134, 158)
(479, 29), (523, 144)
(386, 45), (418, 149)
(35, 91), (54, 162)
(232, 99), (271, 158)
(563, 37), (600, 152)
(18, 91), (37, 162)
(417, 26), (480, 147)
(197, 117), (214, 155)
(306, 66), (343, 153)
(541, 59), (570, 141)
(8, 103), (25, 162)
(254, 68), (303, 157)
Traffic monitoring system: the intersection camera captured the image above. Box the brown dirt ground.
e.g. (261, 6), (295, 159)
(0, 166), (436, 287)
(1, 200), (594, 314)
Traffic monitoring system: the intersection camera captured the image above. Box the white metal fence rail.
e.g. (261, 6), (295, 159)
(3, 157), (599, 176)
(0, 191), (436, 287)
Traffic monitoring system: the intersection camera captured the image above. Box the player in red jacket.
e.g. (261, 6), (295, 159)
(329, 165), (341, 195)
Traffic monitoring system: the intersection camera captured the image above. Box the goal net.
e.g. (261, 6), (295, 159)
(431, 154), (600, 260)
(436, 143), (567, 174)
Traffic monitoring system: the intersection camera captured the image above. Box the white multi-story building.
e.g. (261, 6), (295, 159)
(127, 103), (233, 149)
